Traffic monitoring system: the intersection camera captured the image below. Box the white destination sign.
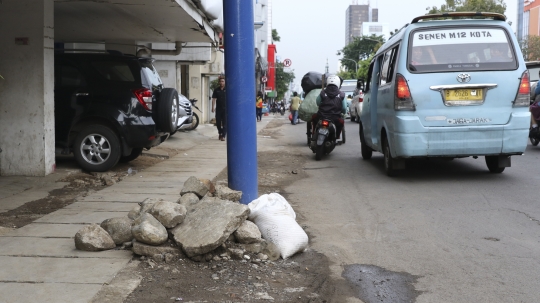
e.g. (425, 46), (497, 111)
(412, 28), (508, 46)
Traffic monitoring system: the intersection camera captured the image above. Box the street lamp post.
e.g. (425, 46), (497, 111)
(341, 58), (358, 76)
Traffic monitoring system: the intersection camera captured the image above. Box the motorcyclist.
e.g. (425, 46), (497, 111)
(314, 74), (348, 139)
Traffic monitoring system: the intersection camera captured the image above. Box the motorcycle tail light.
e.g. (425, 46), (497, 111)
(514, 70), (530, 107)
(322, 120), (329, 127)
(132, 88), (153, 111)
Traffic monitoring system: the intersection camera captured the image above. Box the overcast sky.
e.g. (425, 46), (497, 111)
(271, 0), (518, 92)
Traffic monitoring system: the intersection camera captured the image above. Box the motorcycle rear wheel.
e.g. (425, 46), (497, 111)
(315, 144), (324, 161)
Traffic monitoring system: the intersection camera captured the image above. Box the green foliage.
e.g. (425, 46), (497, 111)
(272, 29), (281, 43)
(210, 79), (219, 90)
(337, 35), (384, 74)
(426, 0), (506, 15)
(357, 56), (373, 82)
(337, 69), (355, 80)
(275, 62), (295, 100)
(520, 36), (540, 61)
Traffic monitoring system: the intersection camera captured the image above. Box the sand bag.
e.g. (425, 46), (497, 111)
(248, 193), (308, 259)
(298, 88), (321, 122)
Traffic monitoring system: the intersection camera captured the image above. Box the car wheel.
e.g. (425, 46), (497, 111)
(73, 125), (121, 172)
(360, 124), (372, 160)
(485, 156), (505, 173)
(119, 147), (143, 163)
(157, 88), (179, 133)
(383, 137), (396, 176)
(183, 112), (199, 131)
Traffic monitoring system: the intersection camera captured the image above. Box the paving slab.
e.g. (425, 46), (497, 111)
(0, 256), (130, 283)
(97, 187), (180, 195)
(0, 237), (131, 258)
(0, 282), (103, 303)
(34, 209), (129, 224)
(63, 201), (137, 212)
(76, 193), (180, 203)
(1, 223), (86, 238)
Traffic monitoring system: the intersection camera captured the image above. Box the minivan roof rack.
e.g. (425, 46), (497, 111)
(411, 12), (506, 24)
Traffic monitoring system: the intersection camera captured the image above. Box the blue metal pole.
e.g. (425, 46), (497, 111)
(223, 0), (258, 204)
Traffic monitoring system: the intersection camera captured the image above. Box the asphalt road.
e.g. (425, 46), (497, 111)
(273, 117), (540, 303)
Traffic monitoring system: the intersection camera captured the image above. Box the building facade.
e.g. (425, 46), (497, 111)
(345, 5), (378, 45)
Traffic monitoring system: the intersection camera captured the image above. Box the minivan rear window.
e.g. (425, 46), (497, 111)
(408, 27), (517, 73)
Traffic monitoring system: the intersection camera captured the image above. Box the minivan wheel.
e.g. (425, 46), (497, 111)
(383, 137), (396, 176)
(485, 156), (505, 173)
(360, 124), (372, 160)
(119, 147), (143, 163)
(157, 88), (179, 133)
(74, 125), (121, 172)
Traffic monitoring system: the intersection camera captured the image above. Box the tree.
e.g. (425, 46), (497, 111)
(337, 35), (384, 78)
(520, 36), (540, 61)
(427, 0), (506, 15)
(275, 62), (295, 100)
(272, 29), (281, 43)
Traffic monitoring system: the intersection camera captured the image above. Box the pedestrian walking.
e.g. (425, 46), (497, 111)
(290, 92), (302, 125)
(256, 91), (264, 122)
(211, 76), (227, 141)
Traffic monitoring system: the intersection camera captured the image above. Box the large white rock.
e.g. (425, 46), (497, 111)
(131, 213), (168, 245)
(170, 199), (250, 257)
(148, 201), (187, 228)
(100, 217), (133, 245)
(74, 224), (116, 251)
(234, 220), (262, 244)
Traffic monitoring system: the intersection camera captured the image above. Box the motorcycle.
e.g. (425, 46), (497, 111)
(170, 96), (199, 136)
(280, 104), (285, 115)
(530, 126), (540, 146)
(308, 115), (346, 161)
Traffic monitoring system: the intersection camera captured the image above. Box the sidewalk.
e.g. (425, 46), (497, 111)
(0, 118), (271, 303)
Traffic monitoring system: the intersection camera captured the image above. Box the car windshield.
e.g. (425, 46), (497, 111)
(408, 26), (517, 73)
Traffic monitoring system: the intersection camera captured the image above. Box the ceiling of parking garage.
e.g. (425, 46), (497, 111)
(54, 0), (217, 45)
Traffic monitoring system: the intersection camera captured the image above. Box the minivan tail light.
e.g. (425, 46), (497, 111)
(395, 74), (415, 111)
(132, 88), (153, 111)
(514, 70), (530, 107)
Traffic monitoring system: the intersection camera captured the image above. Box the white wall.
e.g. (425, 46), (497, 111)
(0, 0), (55, 176)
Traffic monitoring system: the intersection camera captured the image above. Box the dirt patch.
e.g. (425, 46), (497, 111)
(0, 150), (174, 229)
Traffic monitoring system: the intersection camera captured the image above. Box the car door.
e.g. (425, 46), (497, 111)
(361, 62), (375, 146)
(54, 60), (89, 147)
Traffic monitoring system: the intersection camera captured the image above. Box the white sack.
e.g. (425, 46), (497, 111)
(248, 193), (308, 259)
(200, 0), (222, 20)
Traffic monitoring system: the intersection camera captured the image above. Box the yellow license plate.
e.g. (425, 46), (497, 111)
(445, 89), (483, 101)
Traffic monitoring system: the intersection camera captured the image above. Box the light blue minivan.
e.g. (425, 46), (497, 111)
(359, 12), (531, 176)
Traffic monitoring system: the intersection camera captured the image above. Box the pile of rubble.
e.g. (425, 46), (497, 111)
(74, 176), (282, 262)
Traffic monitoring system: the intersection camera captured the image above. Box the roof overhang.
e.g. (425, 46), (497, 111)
(54, 0), (218, 44)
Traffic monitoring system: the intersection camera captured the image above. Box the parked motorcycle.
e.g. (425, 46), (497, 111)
(308, 116), (346, 161)
(170, 95), (199, 136)
(180, 98), (200, 131)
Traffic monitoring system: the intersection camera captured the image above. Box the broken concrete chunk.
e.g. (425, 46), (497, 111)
(100, 217), (134, 245)
(132, 240), (183, 258)
(178, 192), (200, 207)
(199, 178), (216, 194)
(180, 176), (209, 198)
(148, 201), (187, 228)
(170, 199), (250, 257)
(131, 213), (168, 245)
(74, 224), (116, 251)
(128, 204), (142, 220)
(234, 220), (262, 244)
(215, 185), (242, 202)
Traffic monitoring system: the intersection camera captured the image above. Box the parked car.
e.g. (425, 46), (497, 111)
(359, 12), (530, 175)
(349, 90), (364, 122)
(527, 61), (540, 103)
(54, 50), (176, 172)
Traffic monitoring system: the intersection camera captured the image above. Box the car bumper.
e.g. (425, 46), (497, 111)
(123, 116), (168, 148)
(388, 112), (530, 157)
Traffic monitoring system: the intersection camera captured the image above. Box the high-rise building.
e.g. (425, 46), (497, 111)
(345, 4), (378, 45)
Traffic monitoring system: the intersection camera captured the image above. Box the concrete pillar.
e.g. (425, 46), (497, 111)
(0, 0), (55, 176)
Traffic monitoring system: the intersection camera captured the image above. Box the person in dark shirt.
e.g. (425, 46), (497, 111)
(211, 76), (227, 141)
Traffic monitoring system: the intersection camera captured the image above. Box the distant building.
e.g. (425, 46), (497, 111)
(361, 22), (390, 41)
(345, 4), (378, 45)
